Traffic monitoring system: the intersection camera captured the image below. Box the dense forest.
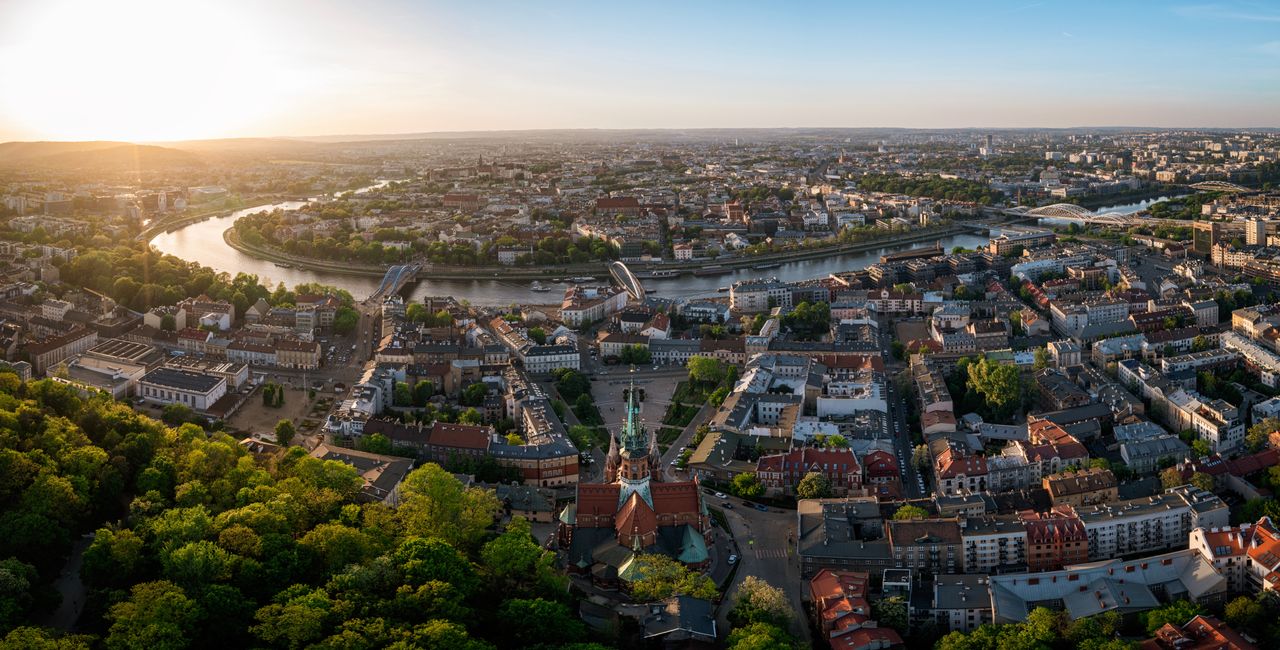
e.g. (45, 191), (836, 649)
(857, 173), (1005, 205)
(0, 371), (611, 649)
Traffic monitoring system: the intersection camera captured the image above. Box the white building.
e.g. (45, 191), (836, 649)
(138, 367), (228, 412)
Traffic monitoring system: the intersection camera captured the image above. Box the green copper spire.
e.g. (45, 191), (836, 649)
(621, 370), (644, 454)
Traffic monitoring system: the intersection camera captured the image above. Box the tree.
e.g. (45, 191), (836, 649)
(528, 327), (547, 345)
(1143, 599), (1205, 634)
(795, 472), (832, 499)
(687, 356), (727, 385)
(497, 598), (586, 648)
(161, 403), (196, 427)
(1190, 472), (1214, 492)
(461, 382), (488, 407)
(1033, 347), (1051, 371)
(872, 595), (908, 632)
(398, 463), (501, 550)
(1246, 417), (1280, 452)
(1160, 467), (1185, 490)
(965, 357), (1021, 419)
(359, 433), (393, 455)
(732, 473), (764, 499)
(620, 344), (652, 365)
(826, 434), (849, 449)
(412, 380), (435, 408)
(0, 558), (37, 632)
(393, 382), (412, 407)
(332, 306), (359, 335)
(250, 585), (334, 649)
(627, 554), (717, 602)
(458, 408), (482, 425)
(725, 622), (794, 650)
(274, 419), (296, 447)
(159, 313), (177, 331)
(298, 523), (376, 573)
(892, 504), (928, 520)
(729, 576), (792, 627)
(106, 581), (200, 650)
(1224, 595), (1265, 634)
(1191, 439), (1212, 459)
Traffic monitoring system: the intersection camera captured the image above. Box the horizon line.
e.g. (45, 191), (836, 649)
(6, 123), (1280, 147)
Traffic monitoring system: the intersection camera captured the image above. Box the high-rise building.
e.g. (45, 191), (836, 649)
(1193, 221), (1220, 256)
(1246, 218), (1269, 246)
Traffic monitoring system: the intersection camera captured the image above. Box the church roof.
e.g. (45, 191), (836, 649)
(675, 525), (709, 564)
(617, 477), (654, 509)
(617, 492), (659, 544)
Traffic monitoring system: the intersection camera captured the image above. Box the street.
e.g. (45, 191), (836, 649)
(878, 316), (926, 497)
(716, 499), (810, 644)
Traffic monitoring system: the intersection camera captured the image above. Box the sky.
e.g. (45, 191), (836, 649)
(0, 0), (1277, 142)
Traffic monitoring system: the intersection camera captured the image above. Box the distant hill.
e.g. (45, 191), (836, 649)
(0, 141), (203, 170)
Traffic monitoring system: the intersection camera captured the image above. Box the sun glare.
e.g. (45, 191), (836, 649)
(0, 0), (294, 141)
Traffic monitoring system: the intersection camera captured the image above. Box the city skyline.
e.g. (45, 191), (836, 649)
(1, 0), (1278, 142)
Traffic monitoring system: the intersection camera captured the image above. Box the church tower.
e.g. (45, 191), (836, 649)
(616, 375), (651, 482)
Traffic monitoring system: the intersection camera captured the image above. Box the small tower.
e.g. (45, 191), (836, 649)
(604, 427), (620, 481)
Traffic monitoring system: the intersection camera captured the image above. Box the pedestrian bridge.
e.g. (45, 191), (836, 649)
(608, 261), (645, 301)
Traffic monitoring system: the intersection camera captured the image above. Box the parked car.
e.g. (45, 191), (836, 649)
(727, 554), (738, 565)
(754, 504), (768, 513)
(714, 492), (727, 499)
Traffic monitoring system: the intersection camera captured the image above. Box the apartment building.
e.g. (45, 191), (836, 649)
(959, 516), (1027, 574)
(1076, 486), (1229, 561)
(729, 279), (792, 313)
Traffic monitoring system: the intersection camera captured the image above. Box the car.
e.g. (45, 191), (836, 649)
(714, 492), (727, 499)
(727, 554), (738, 564)
(754, 504), (768, 512)
(721, 501), (733, 509)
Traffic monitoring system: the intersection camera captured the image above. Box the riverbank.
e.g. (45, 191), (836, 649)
(225, 224), (966, 282)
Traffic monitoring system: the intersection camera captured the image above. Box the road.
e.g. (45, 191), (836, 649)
(716, 499), (809, 645)
(42, 533), (93, 631)
(878, 317), (926, 497)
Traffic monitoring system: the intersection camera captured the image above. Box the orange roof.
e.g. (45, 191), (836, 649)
(615, 492), (657, 538)
(650, 481), (702, 514)
(831, 625), (904, 650)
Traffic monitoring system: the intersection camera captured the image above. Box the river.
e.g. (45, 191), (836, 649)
(148, 188), (1153, 306)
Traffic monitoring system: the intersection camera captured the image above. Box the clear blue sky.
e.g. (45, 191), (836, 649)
(0, 0), (1276, 140)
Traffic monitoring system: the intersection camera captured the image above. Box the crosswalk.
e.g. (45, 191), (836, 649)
(753, 547), (789, 560)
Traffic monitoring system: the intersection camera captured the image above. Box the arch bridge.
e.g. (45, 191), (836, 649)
(1188, 181), (1252, 193)
(367, 263), (421, 303)
(608, 261), (646, 301)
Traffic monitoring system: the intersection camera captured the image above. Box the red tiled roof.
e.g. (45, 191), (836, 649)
(428, 422), (492, 450)
(650, 481), (702, 514)
(596, 197), (642, 209)
(616, 492), (657, 538)
(863, 450), (898, 477)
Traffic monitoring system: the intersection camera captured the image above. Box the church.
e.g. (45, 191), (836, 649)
(557, 378), (712, 587)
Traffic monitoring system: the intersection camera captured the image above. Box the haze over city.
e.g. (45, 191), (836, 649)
(1, 0), (1278, 142)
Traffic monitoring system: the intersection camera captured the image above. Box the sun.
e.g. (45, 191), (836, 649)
(0, 0), (296, 142)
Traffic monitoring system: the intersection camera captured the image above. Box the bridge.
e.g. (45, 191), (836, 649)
(1189, 180), (1252, 193)
(999, 203), (1224, 228)
(608, 261), (646, 301)
(366, 263), (421, 303)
